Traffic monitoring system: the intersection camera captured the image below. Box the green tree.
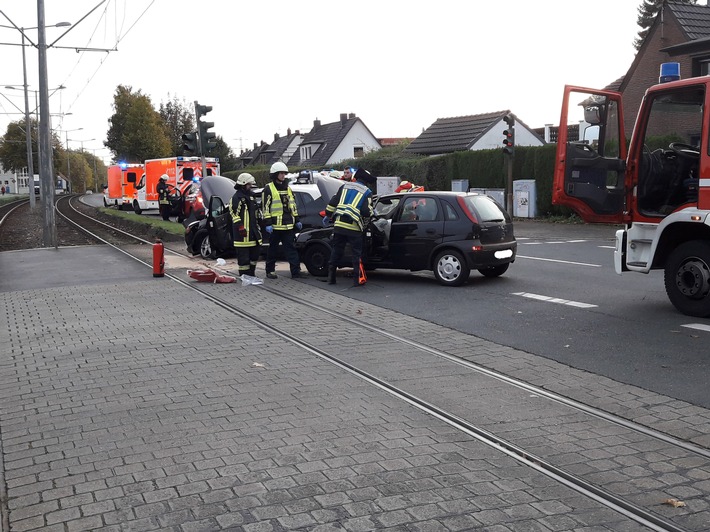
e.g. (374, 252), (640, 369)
(0, 118), (63, 174)
(206, 136), (239, 173)
(635, 0), (697, 50)
(105, 85), (171, 163)
(159, 96), (195, 156)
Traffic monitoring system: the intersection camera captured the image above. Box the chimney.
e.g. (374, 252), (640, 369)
(253, 142), (258, 149)
(295, 130), (300, 135)
(274, 133), (279, 141)
(314, 118), (321, 128)
(348, 113), (356, 119)
(340, 113), (347, 125)
(287, 128), (291, 135)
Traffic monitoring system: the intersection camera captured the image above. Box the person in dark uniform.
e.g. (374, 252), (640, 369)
(156, 174), (171, 220)
(230, 173), (262, 277)
(324, 168), (375, 287)
(261, 161), (306, 279)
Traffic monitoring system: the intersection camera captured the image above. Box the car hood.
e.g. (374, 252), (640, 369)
(315, 175), (345, 203)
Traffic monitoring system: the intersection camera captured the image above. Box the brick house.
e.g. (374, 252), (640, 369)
(618, 1), (710, 136)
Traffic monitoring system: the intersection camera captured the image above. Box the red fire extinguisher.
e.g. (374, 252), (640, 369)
(153, 239), (165, 277)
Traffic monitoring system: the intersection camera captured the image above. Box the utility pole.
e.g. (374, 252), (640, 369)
(20, 29), (35, 209)
(37, 0), (57, 248)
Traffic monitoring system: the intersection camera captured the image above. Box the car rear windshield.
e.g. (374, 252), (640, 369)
(464, 195), (509, 222)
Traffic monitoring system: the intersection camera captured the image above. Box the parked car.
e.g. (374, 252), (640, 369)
(295, 191), (517, 286)
(184, 174), (342, 260)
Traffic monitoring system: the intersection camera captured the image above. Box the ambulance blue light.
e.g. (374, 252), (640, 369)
(659, 62), (681, 83)
(119, 162), (127, 169)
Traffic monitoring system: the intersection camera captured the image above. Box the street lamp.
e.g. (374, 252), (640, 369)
(0, 20), (70, 211)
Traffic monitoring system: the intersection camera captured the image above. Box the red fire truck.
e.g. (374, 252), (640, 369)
(130, 156), (219, 214)
(553, 63), (710, 317)
(104, 163), (143, 209)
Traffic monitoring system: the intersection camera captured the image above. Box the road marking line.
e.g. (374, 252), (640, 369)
(682, 323), (710, 333)
(516, 255), (602, 267)
(512, 292), (598, 308)
(599, 245), (615, 249)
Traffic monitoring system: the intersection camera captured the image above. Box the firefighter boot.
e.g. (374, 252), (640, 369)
(327, 266), (336, 285)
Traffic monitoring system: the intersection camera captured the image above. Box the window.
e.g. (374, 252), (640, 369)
(353, 147), (364, 158)
(693, 57), (710, 77)
(301, 146), (312, 160)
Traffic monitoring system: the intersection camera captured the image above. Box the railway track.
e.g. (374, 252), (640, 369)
(11, 195), (709, 530)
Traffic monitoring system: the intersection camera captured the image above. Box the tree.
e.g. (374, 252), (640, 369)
(159, 96), (195, 156)
(105, 85), (171, 163)
(205, 136), (239, 173)
(0, 118), (63, 174)
(635, 0), (697, 50)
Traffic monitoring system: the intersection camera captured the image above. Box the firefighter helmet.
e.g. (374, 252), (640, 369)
(270, 161), (288, 174)
(236, 172), (256, 186)
(159, 174), (168, 181)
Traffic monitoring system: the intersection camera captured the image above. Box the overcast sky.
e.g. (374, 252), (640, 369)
(0, 0), (641, 165)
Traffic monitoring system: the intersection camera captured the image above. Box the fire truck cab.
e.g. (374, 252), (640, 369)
(130, 156), (219, 215)
(553, 64), (710, 317)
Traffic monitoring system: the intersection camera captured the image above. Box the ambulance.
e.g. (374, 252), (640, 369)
(130, 156), (219, 214)
(104, 163), (143, 209)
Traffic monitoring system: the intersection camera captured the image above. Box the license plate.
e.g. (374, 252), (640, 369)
(495, 249), (513, 259)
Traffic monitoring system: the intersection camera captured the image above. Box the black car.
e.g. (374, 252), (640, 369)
(184, 174), (343, 260)
(295, 191), (517, 286)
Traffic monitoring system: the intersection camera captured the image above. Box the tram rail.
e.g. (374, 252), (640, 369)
(40, 194), (710, 531)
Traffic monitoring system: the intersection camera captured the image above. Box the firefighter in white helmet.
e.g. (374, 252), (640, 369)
(261, 162), (307, 279)
(229, 173), (262, 277)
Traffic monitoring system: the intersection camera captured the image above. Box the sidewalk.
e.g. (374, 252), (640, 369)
(0, 245), (705, 531)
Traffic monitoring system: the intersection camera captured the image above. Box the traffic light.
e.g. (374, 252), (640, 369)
(194, 101), (217, 154)
(182, 131), (199, 154)
(502, 112), (515, 157)
(199, 121), (217, 154)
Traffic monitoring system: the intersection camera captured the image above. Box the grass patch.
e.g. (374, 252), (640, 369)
(98, 207), (185, 236)
(0, 194), (29, 206)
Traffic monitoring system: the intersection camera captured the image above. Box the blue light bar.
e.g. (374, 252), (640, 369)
(659, 62), (680, 83)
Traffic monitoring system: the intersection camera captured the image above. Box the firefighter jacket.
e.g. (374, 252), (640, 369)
(230, 188), (262, 247)
(157, 181), (171, 205)
(326, 181), (372, 233)
(262, 180), (299, 230)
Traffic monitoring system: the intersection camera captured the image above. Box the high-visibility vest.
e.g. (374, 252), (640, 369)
(230, 192), (261, 247)
(327, 182), (372, 232)
(263, 182), (298, 230)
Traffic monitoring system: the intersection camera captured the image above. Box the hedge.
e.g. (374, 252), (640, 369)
(225, 143), (572, 217)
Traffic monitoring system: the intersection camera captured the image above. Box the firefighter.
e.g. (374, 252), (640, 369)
(261, 161), (306, 279)
(395, 178), (425, 193)
(230, 173), (262, 277)
(324, 168), (375, 287)
(340, 167), (355, 182)
(157, 174), (171, 220)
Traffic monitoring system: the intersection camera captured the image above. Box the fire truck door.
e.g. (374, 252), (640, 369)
(553, 87), (627, 224)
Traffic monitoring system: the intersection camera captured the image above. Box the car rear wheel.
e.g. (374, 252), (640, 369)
(303, 243), (331, 276)
(478, 263), (509, 278)
(133, 200), (142, 215)
(433, 249), (470, 286)
(199, 235), (215, 260)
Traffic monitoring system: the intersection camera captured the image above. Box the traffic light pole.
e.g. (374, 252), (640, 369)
(506, 157), (513, 217)
(502, 112), (516, 216)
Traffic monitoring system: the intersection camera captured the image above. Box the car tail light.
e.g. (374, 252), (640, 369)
(471, 245), (483, 251)
(457, 196), (478, 223)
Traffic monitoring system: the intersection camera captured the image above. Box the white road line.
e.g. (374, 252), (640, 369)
(681, 323), (710, 333)
(512, 292), (598, 308)
(599, 245), (615, 249)
(516, 255), (602, 267)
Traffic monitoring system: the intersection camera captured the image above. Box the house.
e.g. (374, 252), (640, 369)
(287, 113), (381, 167)
(405, 111), (545, 156)
(262, 129), (303, 167)
(610, 1), (710, 137)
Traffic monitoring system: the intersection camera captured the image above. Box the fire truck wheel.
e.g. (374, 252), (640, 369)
(133, 200), (142, 215)
(664, 240), (710, 317)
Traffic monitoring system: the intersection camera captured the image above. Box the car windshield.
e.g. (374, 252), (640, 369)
(464, 195), (508, 222)
(373, 197), (401, 219)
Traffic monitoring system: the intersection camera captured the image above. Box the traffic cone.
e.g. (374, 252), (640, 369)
(357, 260), (367, 286)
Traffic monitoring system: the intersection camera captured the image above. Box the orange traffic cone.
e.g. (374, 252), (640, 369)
(357, 260), (367, 286)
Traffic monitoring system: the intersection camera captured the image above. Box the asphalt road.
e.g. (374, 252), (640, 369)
(321, 218), (710, 409)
